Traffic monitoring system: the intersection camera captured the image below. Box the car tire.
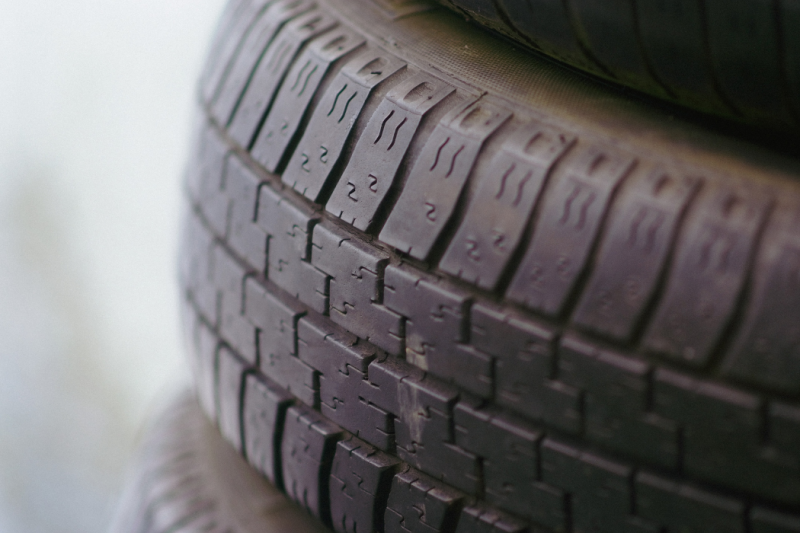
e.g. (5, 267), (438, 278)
(179, 0), (800, 531)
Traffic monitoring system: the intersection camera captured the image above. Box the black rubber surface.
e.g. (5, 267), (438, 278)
(111, 391), (330, 533)
(180, 0), (800, 531)
(434, 0), (800, 129)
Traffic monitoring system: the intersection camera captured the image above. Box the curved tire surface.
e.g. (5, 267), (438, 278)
(180, 0), (800, 532)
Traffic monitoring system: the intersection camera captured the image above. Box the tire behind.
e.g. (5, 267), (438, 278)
(436, 0), (800, 129)
(111, 391), (330, 533)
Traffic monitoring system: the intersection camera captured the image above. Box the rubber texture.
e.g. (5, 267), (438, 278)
(180, 0), (800, 532)
(433, 0), (800, 130)
(111, 391), (330, 533)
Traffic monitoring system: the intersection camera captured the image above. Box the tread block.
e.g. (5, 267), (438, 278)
(540, 438), (636, 533)
(326, 71), (455, 231)
(244, 276), (301, 356)
(751, 507), (800, 533)
(242, 372), (294, 485)
(653, 366), (760, 448)
(722, 207), (800, 394)
(210, 0), (296, 112)
(361, 355), (425, 417)
(251, 28), (365, 172)
(361, 356), (480, 493)
(394, 375), (479, 494)
(572, 167), (699, 340)
(257, 185), (329, 313)
(455, 504), (529, 533)
(224, 156), (268, 270)
(348, 396), (395, 452)
(440, 121), (574, 290)
(201, 0), (274, 103)
(379, 98), (511, 260)
(643, 185), (771, 366)
(330, 436), (401, 533)
(653, 369), (800, 504)
(445, 345), (494, 400)
(283, 48), (407, 201)
(215, 246), (258, 363)
(470, 304), (581, 432)
(559, 335), (679, 469)
(635, 472), (745, 533)
(506, 144), (634, 316)
(454, 401), (542, 519)
(225, 1), (323, 145)
(217, 346), (250, 452)
(385, 467), (465, 533)
(522, 481), (569, 532)
(213, 3), (331, 127)
(282, 404), (344, 521)
(298, 315), (390, 446)
(384, 265), (474, 388)
(244, 278), (318, 406)
(312, 224), (404, 354)
(297, 313), (375, 380)
(537, 379), (583, 436)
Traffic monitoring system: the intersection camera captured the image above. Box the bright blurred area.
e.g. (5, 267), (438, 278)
(0, 0), (225, 531)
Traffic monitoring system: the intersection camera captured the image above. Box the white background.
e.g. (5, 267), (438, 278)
(0, 0), (226, 530)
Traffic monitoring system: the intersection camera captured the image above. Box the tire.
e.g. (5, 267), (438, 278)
(111, 391), (329, 533)
(180, 0), (800, 532)
(434, 0), (800, 129)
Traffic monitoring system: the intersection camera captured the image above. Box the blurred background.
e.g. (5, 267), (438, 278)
(0, 0), (226, 531)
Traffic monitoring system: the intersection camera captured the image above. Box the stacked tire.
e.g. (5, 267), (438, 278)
(118, 0), (800, 531)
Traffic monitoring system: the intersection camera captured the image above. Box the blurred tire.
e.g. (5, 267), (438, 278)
(111, 391), (330, 533)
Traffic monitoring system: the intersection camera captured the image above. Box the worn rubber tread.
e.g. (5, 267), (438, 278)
(183, 203), (800, 530)
(179, 0), (800, 531)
